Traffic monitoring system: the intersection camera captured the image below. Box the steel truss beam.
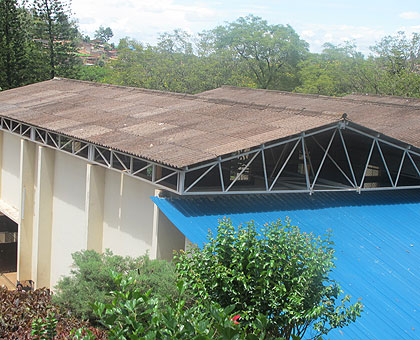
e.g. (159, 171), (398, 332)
(2, 116), (420, 196)
(0, 117), (181, 194)
(182, 121), (420, 195)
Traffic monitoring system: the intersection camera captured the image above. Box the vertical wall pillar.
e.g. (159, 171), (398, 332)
(85, 164), (105, 253)
(32, 146), (55, 288)
(17, 139), (36, 282)
(151, 189), (162, 259)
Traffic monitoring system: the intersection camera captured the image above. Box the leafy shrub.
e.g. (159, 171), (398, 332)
(0, 286), (106, 339)
(93, 271), (282, 340)
(53, 249), (178, 322)
(176, 218), (363, 339)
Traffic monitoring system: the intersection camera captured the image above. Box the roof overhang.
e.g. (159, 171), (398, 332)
(2, 115), (420, 195)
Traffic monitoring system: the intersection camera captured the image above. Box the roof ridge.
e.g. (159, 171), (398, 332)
(53, 77), (199, 100)
(198, 96), (339, 119)
(57, 78), (335, 118)
(345, 92), (420, 101)
(217, 85), (420, 111)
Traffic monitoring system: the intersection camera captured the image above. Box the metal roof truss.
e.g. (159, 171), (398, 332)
(2, 117), (420, 196)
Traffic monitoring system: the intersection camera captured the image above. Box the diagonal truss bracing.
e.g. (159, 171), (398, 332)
(2, 116), (420, 196)
(181, 121), (420, 195)
(0, 117), (181, 194)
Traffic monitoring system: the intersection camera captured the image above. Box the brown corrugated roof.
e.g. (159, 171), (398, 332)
(0, 79), (419, 168)
(200, 86), (420, 150)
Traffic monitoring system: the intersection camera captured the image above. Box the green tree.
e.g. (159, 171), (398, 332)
(31, 0), (81, 79)
(176, 218), (363, 339)
(105, 37), (252, 94)
(77, 64), (111, 82)
(296, 42), (366, 96)
(371, 31), (420, 75)
(367, 32), (420, 97)
(157, 28), (193, 55)
(0, 0), (28, 90)
(94, 25), (113, 43)
(202, 15), (309, 89)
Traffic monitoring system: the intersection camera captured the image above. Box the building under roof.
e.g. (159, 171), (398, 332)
(0, 78), (419, 339)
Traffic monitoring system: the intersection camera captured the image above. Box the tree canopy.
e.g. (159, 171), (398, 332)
(0, 2), (419, 99)
(202, 15), (309, 89)
(31, 0), (80, 79)
(0, 0), (27, 90)
(94, 26), (113, 43)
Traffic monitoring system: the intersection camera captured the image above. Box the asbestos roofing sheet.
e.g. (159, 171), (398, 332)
(1, 79), (420, 168)
(151, 189), (420, 340)
(345, 94), (420, 107)
(199, 86), (420, 151)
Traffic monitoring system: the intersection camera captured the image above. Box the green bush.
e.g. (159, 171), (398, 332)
(175, 218), (363, 339)
(93, 271), (281, 340)
(53, 249), (177, 323)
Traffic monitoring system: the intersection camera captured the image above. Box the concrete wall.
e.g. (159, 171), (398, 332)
(102, 171), (156, 257)
(33, 147), (55, 288)
(0, 131), (187, 289)
(1, 132), (21, 210)
(157, 210), (185, 260)
(50, 152), (87, 286)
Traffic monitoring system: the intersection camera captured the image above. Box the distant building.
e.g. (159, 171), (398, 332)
(77, 41), (118, 65)
(0, 78), (420, 339)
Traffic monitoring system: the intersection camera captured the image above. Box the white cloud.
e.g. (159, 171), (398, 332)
(71, 0), (218, 44)
(301, 30), (315, 38)
(293, 23), (389, 54)
(399, 11), (420, 20)
(69, 0), (419, 54)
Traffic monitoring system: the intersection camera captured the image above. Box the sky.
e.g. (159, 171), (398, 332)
(71, 0), (420, 54)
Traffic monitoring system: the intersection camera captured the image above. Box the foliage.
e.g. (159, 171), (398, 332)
(297, 34), (420, 98)
(103, 36), (253, 94)
(0, 286), (107, 339)
(77, 65), (112, 82)
(95, 26), (113, 43)
(93, 271), (284, 340)
(296, 42), (364, 96)
(31, 0), (81, 78)
(176, 218), (363, 339)
(202, 15), (309, 90)
(31, 313), (58, 340)
(1, 2), (419, 99)
(53, 249), (178, 323)
(0, 0), (28, 90)
(367, 31), (420, 97)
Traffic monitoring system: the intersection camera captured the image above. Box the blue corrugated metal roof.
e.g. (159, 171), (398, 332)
(151, 190), (420, 340)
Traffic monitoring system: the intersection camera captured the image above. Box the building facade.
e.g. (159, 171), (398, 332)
(1, 79), (420, 338)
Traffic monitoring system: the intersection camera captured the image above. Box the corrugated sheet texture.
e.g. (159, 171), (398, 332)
(200, 86), (420, 150)
(151, 190), (420, 339)
(1, 79), (420, 168)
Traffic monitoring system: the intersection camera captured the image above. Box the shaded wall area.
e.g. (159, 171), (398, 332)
(0, 214), (18, 273)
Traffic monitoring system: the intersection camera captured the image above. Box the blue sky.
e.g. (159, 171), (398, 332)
(72, 0), (420, 54)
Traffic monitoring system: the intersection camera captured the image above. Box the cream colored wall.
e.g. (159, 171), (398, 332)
(0, 130), (189, 289)
(50, 151), (87, 287)
(102, 170), (155, 257)
(1, 132), (21, 210)
(33, 146), (55, 288)
(157, 210), (185, 260)
(17, 140), (36, 282)
(85, 165), (105, 253)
